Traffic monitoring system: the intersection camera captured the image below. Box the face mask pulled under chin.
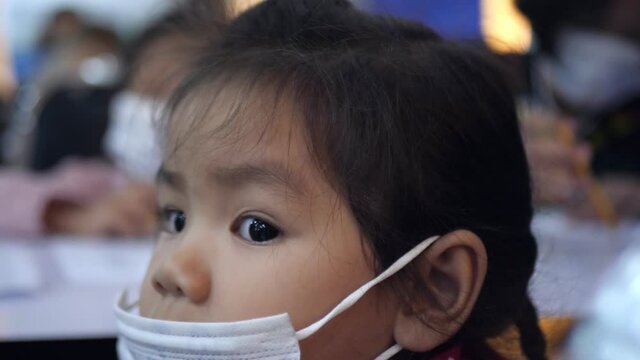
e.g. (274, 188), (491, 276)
(115, 235), (440, 360)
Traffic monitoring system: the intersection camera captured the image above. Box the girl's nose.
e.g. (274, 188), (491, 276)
(151, 244), (211, 304)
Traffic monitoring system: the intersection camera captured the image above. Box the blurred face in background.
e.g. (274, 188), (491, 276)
(40, 10), (84, 50)
(105, 31), (200, 181)
(129, 33), (200, 99)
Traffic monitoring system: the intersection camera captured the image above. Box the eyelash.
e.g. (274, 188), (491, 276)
(158, 207), (186, 234)
(233, 215), (282, 244)
(157, 206), (283, 244)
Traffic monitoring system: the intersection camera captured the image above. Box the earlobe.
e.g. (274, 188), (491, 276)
(392, 230), (487, 352)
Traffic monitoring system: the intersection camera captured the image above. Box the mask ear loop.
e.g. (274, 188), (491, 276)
(295, 235), (440, 340)
(118, 289), (140, 311)
(375, 344), (403, 360)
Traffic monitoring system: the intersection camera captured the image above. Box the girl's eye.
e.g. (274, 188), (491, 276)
(161, 208), (186, 234)
(237, 216), (280, 244)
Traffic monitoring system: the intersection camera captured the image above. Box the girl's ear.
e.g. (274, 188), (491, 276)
(392, 230), (487, 352)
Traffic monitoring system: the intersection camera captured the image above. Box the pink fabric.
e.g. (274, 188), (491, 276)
(431, 344), (505, 360)
(0, 159), (124, 236)
(431, 346), (463, 360)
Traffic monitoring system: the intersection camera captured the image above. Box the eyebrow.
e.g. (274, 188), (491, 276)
(156, 166), (186, 190)
(210, 162), (305, 196)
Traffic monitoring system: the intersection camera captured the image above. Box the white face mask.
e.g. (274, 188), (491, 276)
(104, 91), (164, 181)
(115, 235), (440, 360)
(535, 28), (640, 114)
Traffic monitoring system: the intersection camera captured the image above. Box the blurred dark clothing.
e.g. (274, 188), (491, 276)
(31, 87), (115, 171)
(588, 97), (640, 176)
(494, 53), (533, 97)
(495, 51), (640, 177)
(516, 0), (609, 54)
(0, 100), (9, 165)
(0, 99), (9, 133)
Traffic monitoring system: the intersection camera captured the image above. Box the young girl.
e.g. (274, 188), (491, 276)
(115, 0), (546, 359)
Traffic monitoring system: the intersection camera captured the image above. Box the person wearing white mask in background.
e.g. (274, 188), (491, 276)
(104, 9), (208, 181)
(45, 5), (226, 236)
(517, 0), (640, 119)
(0, 3), (225, 237)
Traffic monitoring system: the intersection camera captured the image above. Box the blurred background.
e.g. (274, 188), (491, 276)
(0, 0), (638, 359)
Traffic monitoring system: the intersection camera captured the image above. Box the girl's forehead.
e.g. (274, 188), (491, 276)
(163, 81), (312, 174)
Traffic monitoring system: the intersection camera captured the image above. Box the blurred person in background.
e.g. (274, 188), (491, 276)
(0, 36), (15, 159)
(103, 0), (228, 182)
(0, 1), (227, 237)
(3, 24), (120, 168)
(104, 2), (226, 181)
(30, 25), (121, 171)
(2, 10), (88, 165)
(12, 9), (84, 85)
(516, 0), (640, 220)
(518, 0), (640, 120)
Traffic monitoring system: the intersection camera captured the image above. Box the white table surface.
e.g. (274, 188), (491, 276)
(0, 237), (153, 341)
(0, 212), (638, 342)
(530, 211), (640, 316)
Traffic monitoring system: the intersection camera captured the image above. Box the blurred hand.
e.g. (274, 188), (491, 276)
(521, 108), (590, 205)
(526, 138), (591, 205)
(45, 182), (157, 237)
(522, 108), (640, 221)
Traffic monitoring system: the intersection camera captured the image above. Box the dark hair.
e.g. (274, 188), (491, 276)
(169, 0), (546, 358)
(121, 0), (229, 88)
(517, 0), (608, 53)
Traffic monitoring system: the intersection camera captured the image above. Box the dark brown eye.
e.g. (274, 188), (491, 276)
(237, 217), (280, 243)
(161, 208), (186, 234)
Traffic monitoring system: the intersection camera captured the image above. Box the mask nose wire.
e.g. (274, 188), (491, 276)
(295, 235), (440, 340)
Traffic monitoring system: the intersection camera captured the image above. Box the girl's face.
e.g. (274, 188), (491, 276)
(139, 85), (400, 358)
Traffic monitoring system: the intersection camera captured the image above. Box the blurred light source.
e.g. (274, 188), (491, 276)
(228, 0), (265, 17)
(78, 53), (121, 86)
(481, 0), (532, 53)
